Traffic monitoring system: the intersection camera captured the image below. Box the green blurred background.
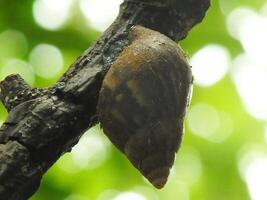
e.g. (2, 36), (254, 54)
(1, 0), (267, 199)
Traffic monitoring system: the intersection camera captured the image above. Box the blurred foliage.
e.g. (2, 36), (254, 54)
(0, 0), (267, 200)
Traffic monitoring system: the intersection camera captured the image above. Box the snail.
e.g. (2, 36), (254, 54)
(97, 26), (192, 189)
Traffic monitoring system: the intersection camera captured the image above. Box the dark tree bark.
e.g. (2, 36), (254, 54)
(0, 0), (210, 199)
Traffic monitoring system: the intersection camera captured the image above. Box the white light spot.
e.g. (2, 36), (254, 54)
(226, 7), (257, 39)
(214, 112), (234, 142)
(56, 126), (109, 173)
(239, 14), (267, 65)
(187, 103), (220, 138)
(187, 103), (233, 142)
(231, 54), (267, 120)
(113, 192), (146, 200)
(0, 30), (28, 60)
(227, 7), (267, 65)
(79, 0), (123, 31)
(238, 151), (267, 200)
(0, 59), (35, 85)
(190, 44), (230, 87)
(30, 44), (63, 79)
(56, 154), (80, 174)
(70, 126), (110, 169)
(159, 181), (189, 200)
(33, 0), (73, 30)
(173, 147), (202, 185)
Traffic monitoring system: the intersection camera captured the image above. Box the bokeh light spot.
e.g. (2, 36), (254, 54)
(190, 44), (230, 87)
(214, 112), (234, 142)
(238, 150), (267, 200)
(173, 147), (202, 185)
(79, 0), (123, 32)
(70, 126), (110, 170)
(227, 7), (267, 65)
(30, 44), (64, 79)
(187, 103), (220, 139)
(113, 192), (146, 200)
(56, 126), (110, 173)
(187, 103), (232, 142)
(239, 14), (267, 65)
(226, 7), (257, 40)
(232, 54), (267, 120)
(56, 153), (80, 174)
(33, 0), (73, 30)
(159, 181), (190, 200)
(0, 30), (28, 60)
(0, 59), (35, 85)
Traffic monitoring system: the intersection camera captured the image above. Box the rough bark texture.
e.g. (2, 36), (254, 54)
(0, 0), (210, 199)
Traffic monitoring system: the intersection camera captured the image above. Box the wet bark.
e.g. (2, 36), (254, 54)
(0, 0), (210, 199)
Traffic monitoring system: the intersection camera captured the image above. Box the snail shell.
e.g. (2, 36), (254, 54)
(97, 26), (192, 189)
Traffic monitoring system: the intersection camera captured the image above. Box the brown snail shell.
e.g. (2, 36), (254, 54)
(97, 26), (192, 189)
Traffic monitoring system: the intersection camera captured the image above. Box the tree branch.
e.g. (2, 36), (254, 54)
(0, 0), (210, 199)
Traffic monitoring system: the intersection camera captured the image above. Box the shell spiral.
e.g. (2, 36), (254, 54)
(97, 26), (192, 189)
